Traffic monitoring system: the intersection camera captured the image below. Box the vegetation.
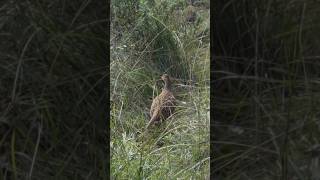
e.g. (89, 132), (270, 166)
(0, 1), (107, 179)
(110, 0), (210, 179)
(213, 0), (320, 179)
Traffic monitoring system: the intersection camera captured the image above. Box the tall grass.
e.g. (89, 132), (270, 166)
(0, 1), (107, 179)
(213, 0), (320, 179)
(111, 0), (210, 179)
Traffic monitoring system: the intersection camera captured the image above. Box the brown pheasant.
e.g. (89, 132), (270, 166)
(184, 0), (197, 23)
(147, 74), (176, 128)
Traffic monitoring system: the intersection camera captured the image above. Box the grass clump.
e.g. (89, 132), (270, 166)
(111, 0), (210, 179)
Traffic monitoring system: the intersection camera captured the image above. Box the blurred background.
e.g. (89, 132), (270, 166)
(0, 1), (107, 179)
(213, 0), (320, 179)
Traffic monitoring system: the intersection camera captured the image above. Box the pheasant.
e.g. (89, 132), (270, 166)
(147, 74), (176, 128)
(184, 0), (197, 23)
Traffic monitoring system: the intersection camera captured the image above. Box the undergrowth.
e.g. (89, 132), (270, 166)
(213, 0), (320, 179)
(111, 0), (210, 179)
(0, 1), (107, 179)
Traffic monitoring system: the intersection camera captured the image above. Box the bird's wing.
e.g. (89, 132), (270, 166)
(165, 93), (176, 104)
(161, 93), (176, 119)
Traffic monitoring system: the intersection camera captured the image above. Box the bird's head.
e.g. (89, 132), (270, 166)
(161, 74), (170, 81)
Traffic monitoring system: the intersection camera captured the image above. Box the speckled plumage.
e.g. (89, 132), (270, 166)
(147, 74), (176, 128)
(184, 5), (196, 23)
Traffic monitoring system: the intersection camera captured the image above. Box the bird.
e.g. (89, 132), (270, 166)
(147, 74), (176, 128)
(184, 0), (197, 23)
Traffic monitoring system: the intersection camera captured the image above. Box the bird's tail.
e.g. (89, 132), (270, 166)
(146, 112), (160, 129)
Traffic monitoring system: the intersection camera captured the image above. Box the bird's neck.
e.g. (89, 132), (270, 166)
(163, 80), (171, 91)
